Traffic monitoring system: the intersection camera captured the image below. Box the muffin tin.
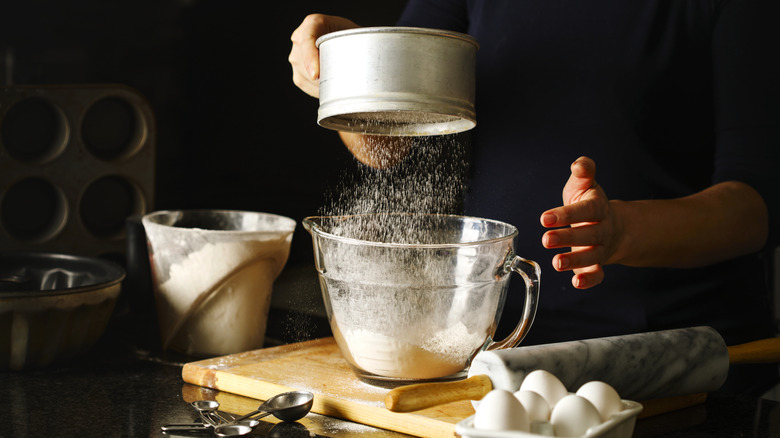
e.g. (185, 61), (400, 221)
(0, 85), (155, 258)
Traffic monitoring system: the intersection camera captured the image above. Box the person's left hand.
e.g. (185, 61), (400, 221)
(540, 156), (623, 289)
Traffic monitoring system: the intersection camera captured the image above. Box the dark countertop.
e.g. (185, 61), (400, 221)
(0, 305), (405, 438)
(2, 276), (779, 438)
(3, 324), (779, 437)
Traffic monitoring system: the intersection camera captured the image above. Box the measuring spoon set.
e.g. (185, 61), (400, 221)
(161, 390), (314, 436)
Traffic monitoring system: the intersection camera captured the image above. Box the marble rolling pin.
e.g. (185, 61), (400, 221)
(385, 326), (780, 412)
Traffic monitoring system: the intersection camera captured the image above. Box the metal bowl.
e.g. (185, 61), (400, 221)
(0, 252), (125, 370)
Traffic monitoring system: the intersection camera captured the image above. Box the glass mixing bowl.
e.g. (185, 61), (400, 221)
(304, 213), (540, 384)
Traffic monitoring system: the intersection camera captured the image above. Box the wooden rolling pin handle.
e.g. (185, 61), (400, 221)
(727, 338), (780, 364)
(384, 374), (493, 413)
(637, 393), (708, 419)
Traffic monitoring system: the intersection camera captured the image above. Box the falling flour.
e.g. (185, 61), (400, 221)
(317, 134), (496, 379)
(322, 134), (467, 219)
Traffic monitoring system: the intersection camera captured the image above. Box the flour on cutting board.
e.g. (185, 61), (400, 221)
(318, 416), (388, 435)
(277, 371), (387, 408)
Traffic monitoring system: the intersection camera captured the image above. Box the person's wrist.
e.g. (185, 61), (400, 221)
(605, 199), (631, 266)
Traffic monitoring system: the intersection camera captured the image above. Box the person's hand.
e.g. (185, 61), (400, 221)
(540, 157), (623, 289)
(289, 14), (360, 98)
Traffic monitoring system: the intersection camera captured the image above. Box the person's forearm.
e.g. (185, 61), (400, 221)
(338, 131), (414, 168)
(608, 181), (768, 268)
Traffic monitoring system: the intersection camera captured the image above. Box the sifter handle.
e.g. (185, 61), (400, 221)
(384, 374), (493, 413)
(727, 338), (780, 364)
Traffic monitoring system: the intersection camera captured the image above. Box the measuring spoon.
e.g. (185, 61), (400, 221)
(192, 400), (232, 424)
(211, 391), (314, 437)
(161, 400), (225, 433)
(213, 421), (258, 437)
(232, 390), (314, 423)
(163, 392), (314, 436)
(161, 422), (210, 433)
(161, 400), (232, 432)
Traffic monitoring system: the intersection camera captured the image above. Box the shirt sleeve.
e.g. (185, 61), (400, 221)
(396, 0), (470, 32)
(711, 0), (780, 248)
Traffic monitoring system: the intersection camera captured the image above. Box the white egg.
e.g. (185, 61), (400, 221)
(513, 390), (551, 422)
(576, 381), (623, 421)
(519, 369), (569, 407)
(550, 395), (603, 437)
(474, 389), (530, 432)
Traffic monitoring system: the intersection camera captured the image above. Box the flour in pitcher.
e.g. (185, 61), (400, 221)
(155, 237), (290, 356)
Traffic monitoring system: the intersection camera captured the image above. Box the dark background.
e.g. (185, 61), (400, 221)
(0, 0), (408, 265)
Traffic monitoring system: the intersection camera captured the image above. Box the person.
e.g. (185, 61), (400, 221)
(289, 1), (780, 395)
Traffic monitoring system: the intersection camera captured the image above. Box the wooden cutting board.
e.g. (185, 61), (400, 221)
(182, 337), (475, 437)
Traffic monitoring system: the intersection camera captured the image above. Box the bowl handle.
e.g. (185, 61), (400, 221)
(486, 255), (540, 351)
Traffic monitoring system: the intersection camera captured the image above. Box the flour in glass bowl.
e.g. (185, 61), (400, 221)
(334, 322), (487, 380)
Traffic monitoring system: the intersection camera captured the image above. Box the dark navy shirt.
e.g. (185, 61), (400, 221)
(397, 0), (780, 373)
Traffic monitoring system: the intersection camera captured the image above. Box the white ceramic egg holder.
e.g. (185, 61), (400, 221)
(455, 399), (642, 438)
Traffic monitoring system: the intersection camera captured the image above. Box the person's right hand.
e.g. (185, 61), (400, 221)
(289, 14), (360, 98)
